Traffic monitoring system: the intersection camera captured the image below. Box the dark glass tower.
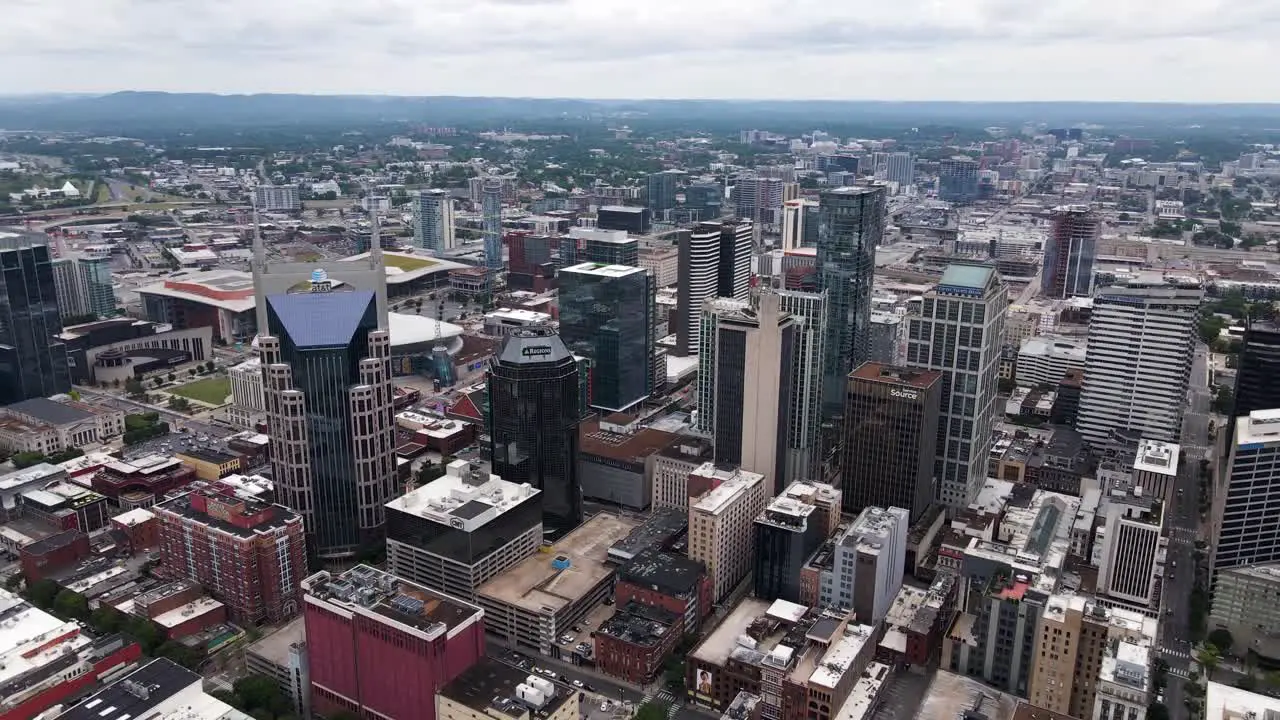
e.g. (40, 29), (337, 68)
(488, 328), (582, 538)
(1234, 319), (1280, 419)
(0, 232), (71, 404)
(557, 263), (652, 413)
(260, 288), (396, 561)
(817, 185), (885, 420)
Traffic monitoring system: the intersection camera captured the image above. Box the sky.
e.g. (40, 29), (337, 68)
(3, 0), (1279, 102)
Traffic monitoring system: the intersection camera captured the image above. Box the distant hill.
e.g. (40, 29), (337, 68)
(0, 91), (1277, 133)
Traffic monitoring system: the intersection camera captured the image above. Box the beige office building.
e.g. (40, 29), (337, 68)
(687, 465), (767, 602)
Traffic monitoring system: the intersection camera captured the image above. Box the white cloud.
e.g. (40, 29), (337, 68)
(1, 0), (1277, 101)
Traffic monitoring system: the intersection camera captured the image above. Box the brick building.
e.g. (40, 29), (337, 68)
(129, 579), (228, 640)
(154, 486), (306, 624)
(593, 602), (681, 684)
(92, 454), (197, 509)
(303, 565), (485, 720)
(615, 547), (710, 634)
(20, 530), (90, 582)
(110, 508), (160, 553)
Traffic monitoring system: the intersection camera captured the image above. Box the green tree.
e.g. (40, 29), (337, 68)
(634, 702), (670, 720)
(1213, 385), (1236, 414)
(156, 640), (205, 670)
(125, 616), (162, 654)
(1208, 628), (1235, 655)
(124, 377), (145, 397)
(168, 396), (190, 411)
(1196, 643), (1222, 679)
(11, 451), (47, 468)
(90, 605), (122, 634)
(27, 578), (60, 609)
(233, 675), (290, 717)
(53, 589), (89, 620)
(167, 372), (176, 382)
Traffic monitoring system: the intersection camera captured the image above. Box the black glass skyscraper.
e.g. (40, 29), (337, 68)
(0, 232), (71, 404)
(816, 186), (885, 420)
(1234, 319), (1280, 419)
(488, 328), (582, 537)
(558, 263), (651, 413)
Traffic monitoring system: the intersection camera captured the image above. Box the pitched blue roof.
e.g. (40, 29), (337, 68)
(267, 291), (376, 348)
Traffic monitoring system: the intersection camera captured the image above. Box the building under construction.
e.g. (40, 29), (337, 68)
(1043, 205), (1100, 299)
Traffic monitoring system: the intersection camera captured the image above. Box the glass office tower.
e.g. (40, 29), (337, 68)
(557, 262), (651, 413)
(488, 328), (582, 538)
(0, 233), (71, 404)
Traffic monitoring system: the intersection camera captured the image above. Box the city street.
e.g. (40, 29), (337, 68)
(1158, 342), (1214, 718)
(74, 386), (239, 441)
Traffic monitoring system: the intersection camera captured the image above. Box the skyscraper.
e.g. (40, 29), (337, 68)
(734, 175), (793, 227)
(0, 232), (71, 404)
(1043, 205), (1099, 299)
(775, 289), (827, 482)
(557, 262), (652, 413)
(683, 183), (724, 223)
(905, 264), (1007, 507)
(79, 256), (115, 317)
(886, 152), (915, 189)
(1232, 318), (1280, 420)
(1212, 410), (1280, 581)
(50, 257), (88, 319)
(753, 490), (823, 602)
(840, 363), (942, 520)
(412, 189), (456, 255)
(481, 177), (503, 273)
(1076, 280), (1202, 445)
(646, 170), (682, 219)
(675, 219), (753, 356)
(487, 327), (582, 537)
(780, 199), (819, 251)
(938, 158), (980, 204)
(253, 216), (395, 562)
(817, 185), (885, 419)
(697, 293), (795, 492)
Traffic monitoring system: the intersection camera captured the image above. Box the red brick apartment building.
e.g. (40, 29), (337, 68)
(154, 486), (306, 624)
(615, 546), (711, 634)
(20, 530), (91, 582)
(302, 565), (485, 720)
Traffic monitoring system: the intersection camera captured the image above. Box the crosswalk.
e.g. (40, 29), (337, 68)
(1161, 647), (1193, 661)
(640, 690), (681, 718)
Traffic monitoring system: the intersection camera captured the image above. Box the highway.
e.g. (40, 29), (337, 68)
(1158, 342), (1213, 718)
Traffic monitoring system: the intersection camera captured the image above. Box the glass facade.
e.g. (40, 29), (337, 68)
(817, 186), (885, 419)
(0, 238), (71, 404)
(712, 329), (747, 466)
(79, 257), (116, 317)
(557, 265), (651, 412)
(1234, 320), (1280, 420)
(266, 290), (383, 557)
(488, 329), (582, 538)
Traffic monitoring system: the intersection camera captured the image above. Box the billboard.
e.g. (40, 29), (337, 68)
(695, 668), (714, 701)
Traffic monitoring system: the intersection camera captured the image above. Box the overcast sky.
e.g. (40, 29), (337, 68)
(3, 0), (1278, 101)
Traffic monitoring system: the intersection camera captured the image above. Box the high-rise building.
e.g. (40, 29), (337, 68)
(752, 487), (824, 602)
(562, 227), (638, 267)
(734, 175), (794, 227)
(675, 219), (753, 356)
(886, 152), (915, 189)
(302, 565), (485, 720)
(487, 328), (582, 537)
(780, 199), (819, 251)
(687, 464), (768, 602)
(1076, 281), (1202, 445)
(683, 183), (724, 223)
(0, 232), (71, 404)
(905, 264), (1007, 507)
(938, 158), (980, 204)
(555, 263), (652, 413)
(51, 257), (89, 319)
(1233, 318), (1280, 420)
(817, 186), (885, 420)
(412, 189), (457, 255)
(482, 177), (504, 273)
(79, 256), (115, 317)
(840, 363), (943, 520)
(1212, 410), (1280, 579)
(254, 184), (301, 212)
(775, 289), (827, 482)
(817, 506), (908, 622)
(1094, 484), (1164, 607)
(696, 294), (794, 491)
(1015, 335), (1087, 388)
(1043, 205), (1100, 299)
(154, 484), (307, 623)
(646, 170), (682, 218)
(385, 459), (542, 601)
(253, 218), (396, 561)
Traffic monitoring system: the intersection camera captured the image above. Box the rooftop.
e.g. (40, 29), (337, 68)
(756, 494), (816, 532)
(154, 487), (299, 540)
(914, 670), (1021, 720)
(0, 589), (92, 688)
(304, 564), (484, 639)
(245, 616), (305, 668)
(809, 625), (874, 689)
(938, 263), (997, 292)
(266, 290), (377, 348)
(439, 657), (572, 720)
(1205, 681), (1280, 720)
(57, 658), (250, 720)
(597, 602), (678, 647)
(579, 416), (679, 467)
(690, 465), (765, 515)
(341, 250), (469, 282)
(4, 397), (94, 426)
(689, 597), (773, 667)
(385, 459), (540, 533)
(608, 506), (687, 563)
(136, 270), (257, 313)
(494, 326), (573, 366)
(0, 462), (65, 493)
(562, 262), (646, 278)
(849, 362), (942, 390)
(476, 513), (639, 616)
(1134, 438), (1180, 476)
(617, 547), (705, 597)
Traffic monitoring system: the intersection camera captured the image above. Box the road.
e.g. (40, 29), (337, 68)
(1158, 342), (1213, 717)
(74, 386), (238, 441)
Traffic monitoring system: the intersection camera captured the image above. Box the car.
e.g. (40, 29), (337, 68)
(600, 702), (611, 712)
(572, 680), (584, 688)
(559, 675), (569, 683)
(543, 669), (557, 679)
(1172, 561), (1177, 568)
(572, 625), (583, 633)
(584, 684), (596, 693)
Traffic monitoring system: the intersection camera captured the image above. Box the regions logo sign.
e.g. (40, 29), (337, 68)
(521, 345), (553, 358)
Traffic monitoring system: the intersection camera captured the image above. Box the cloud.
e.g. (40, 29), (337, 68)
(1, 0), (1278, 101)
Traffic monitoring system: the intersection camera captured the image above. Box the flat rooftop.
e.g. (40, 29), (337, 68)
(476, 513), (640, 616)
(1205, 681), (1280, 720)
(341, 250), (468, 282)
(690, 597), (773, 667)
(245, 616), (305, 667)
(690, 465), (764, 515)
(562, 262), (645, 278)
(304, 565), (483, 639)
(440, 657), (572, 720)
(914, 670), (1021, 720)
(849, 362), (942, 389)
(386, 459), (539, 533)
(1134, 438), (1180, 477)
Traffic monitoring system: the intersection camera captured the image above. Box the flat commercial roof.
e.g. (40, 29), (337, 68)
(562, 262), (645, 278)
(476, 513), (639, 615)
(341, 250), (469, 283)
(5, 397), (94, 426)
(690, 597), (772, 667)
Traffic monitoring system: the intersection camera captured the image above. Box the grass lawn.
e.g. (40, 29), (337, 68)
(384, 253), (437, 271)
(170, 375), (231, 404)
